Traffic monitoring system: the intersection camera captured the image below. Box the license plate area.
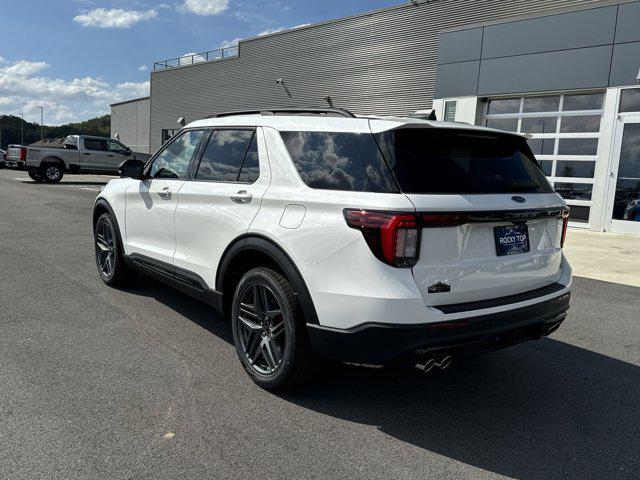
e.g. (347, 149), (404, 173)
(494, 224), (530, 257)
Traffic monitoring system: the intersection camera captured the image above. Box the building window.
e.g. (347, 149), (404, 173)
(620, 88), (640, 113)
(444, 101), (457, 122)
(483, 91), (605, 225)
(161, 129), (178, 144)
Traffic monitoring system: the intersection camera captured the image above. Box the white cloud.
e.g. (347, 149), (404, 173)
(137, 64), (148, 72)
(182, 0), (229, 16)
(0, 59), (149, 124)
(73, 8), (157, 28)
(219, 37), (241, 49)
(258, 23), (310, 36)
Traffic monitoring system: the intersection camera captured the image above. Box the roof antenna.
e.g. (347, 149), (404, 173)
(323, 95), (334, 108)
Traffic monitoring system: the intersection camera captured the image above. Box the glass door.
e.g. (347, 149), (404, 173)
(606, 114), (640, 235)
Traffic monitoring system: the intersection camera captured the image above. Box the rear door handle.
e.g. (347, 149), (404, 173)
(158, 187), (172, 199)
(230, 190), (253, 204)
(107, 154), (114, 157)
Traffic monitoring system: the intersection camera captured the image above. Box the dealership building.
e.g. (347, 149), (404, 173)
(116, 0), (640, 235)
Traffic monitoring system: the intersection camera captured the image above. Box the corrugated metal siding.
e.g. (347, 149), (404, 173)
(150, 0), (615, 151)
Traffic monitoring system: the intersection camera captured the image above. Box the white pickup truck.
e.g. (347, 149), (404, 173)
(25, 135), (142, 183)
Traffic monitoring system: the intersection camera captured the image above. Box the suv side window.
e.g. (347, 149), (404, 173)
(84, 138), (107, 151)
(195, 129), (258, 183)
(280, 131), (371, 191)
(107, 140), (128, 155)
(149, 130), (205, 179)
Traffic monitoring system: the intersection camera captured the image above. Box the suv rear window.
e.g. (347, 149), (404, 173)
(375, 128), (553, 194)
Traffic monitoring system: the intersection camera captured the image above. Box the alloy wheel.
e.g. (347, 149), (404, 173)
(45, 166), (60, 181)
(236, 283), (287, 375)
(96, 222), (116, 279)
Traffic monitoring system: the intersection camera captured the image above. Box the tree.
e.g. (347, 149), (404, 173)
(0, 114), (111, 150)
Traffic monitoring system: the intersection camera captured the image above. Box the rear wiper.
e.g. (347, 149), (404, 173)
(505, 180), (542, 192)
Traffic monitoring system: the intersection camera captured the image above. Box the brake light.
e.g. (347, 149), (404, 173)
(20, 147), (27, 161)
(561, 208), (570, 248)
(421, 213), (470, 227)
(344, 209), (420, 268)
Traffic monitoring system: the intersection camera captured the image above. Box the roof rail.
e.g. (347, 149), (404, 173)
(206, 107), (356, 119)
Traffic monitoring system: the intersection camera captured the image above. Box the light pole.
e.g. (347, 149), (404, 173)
(38, 106), (44, 146)
(18, 113), (24, 146)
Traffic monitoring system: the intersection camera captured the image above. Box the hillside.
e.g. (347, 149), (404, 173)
(0, 114), (110, 150)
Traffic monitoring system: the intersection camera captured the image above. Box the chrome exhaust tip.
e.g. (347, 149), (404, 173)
(415, 358), (436, 373)
(436, 355), (452, 370)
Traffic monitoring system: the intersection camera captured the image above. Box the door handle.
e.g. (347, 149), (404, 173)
(107, 154), (114, 157)
(158, 187), (172, 199)
(83, 152), (91, 156)
(230, 190), (253, 204)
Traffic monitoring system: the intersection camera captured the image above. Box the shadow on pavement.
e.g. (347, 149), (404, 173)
(127, 277), (640, 479)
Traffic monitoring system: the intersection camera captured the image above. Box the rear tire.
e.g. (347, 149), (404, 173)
(231, 267), (315, 391)
(28, 170), (44, 182)
(94, 213), (134, 288)
(41, 163), (64, 183)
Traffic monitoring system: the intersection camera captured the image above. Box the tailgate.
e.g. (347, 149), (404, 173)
(409, 194), (566, 306)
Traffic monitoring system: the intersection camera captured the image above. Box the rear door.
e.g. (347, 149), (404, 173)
(375, 127), (567, 306)
(82, 138), (107, 170)
(173, 128), (270, 288)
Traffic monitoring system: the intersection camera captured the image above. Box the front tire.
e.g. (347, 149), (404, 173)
(231, 267), (315, 391)
(41, 163), (64, 183)
(94, 213), (133, 287)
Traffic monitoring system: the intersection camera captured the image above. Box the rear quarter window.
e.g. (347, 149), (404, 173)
(280, 131), (371, 191)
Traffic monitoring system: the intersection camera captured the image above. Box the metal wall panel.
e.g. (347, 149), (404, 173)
(610, 41), (640, 86)
(481, 6), (617, 59)
(111, 98), (150, 154)
(150, 0), (619, 151)
(478, 46), (613, 96)
(435, 61), (480, 98)
(438, 28), (483, 64)
(615, 2), (640, 43)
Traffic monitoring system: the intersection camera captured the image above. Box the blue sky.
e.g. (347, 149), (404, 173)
(1, 0), (400, 124)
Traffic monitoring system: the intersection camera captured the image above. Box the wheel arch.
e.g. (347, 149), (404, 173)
(93, 198), (125, 255)
(216, 234), (319, 325)
(41, 156), (67, 169)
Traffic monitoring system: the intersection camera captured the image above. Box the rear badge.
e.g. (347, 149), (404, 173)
(511, 196), (526, 203)
(428, 282), (451, 294)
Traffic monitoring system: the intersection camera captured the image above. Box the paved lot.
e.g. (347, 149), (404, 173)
(0, 168), (639, 480)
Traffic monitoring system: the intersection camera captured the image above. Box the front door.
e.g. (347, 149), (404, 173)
(106, 140), (132, 172)
(124, 129), (206, 264)
(605, 114), (640, 235)
(82, 138), (107, 170)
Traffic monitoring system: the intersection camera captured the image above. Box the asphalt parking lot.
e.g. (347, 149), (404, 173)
(0, 168), (639, 480)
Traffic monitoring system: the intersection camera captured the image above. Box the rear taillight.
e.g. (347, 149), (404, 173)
(20, 147), (27, 161)
(344, 209), (420, 268)
(561, 208), (570, 248)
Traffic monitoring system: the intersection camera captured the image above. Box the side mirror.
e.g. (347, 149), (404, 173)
(119, 159), (145, 179)
(125, 147), (132, 156)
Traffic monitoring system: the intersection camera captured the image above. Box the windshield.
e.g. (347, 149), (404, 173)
(374, 128), (553, 194)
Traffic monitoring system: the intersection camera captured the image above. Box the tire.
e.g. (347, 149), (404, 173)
(41, 163), (64, 183)
(231, 267), (315, 391)
(94, 213), (133, 288)
(28, 170), (44, 182)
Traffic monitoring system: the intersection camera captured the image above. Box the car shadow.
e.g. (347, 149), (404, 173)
(126, 276), (640, 479)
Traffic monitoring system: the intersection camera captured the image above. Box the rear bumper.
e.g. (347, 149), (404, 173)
(307, 290), (570, 364)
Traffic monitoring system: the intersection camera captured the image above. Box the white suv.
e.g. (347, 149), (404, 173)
(93, 108), (572, 390)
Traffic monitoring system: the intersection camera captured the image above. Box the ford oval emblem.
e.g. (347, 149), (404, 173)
(511, 196), (526, 203)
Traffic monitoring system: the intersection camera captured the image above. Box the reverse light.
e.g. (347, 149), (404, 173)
(344, 209), (420, 268)
(561, 207), (570, 248)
